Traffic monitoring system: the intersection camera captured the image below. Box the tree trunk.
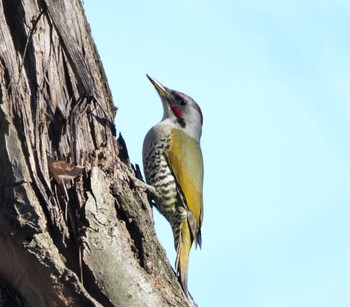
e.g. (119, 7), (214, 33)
(0, 0), (195, 306)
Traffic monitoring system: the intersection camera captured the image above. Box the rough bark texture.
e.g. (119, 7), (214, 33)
(0, 0), (195, 306)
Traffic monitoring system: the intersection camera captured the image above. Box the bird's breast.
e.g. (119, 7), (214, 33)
(143, 128), (178, 221)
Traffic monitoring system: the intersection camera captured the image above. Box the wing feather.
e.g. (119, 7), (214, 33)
(165, 129), (204, 245)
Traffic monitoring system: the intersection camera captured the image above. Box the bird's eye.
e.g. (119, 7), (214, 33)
(179, 99), (187, 106)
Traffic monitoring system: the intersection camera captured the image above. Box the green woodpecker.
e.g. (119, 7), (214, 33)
(143, 74), (204, 295)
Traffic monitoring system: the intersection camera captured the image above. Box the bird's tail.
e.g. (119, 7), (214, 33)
(175, 220), (192, 296)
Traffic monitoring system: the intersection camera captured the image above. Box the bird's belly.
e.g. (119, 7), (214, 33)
(143, 143), (178, 222)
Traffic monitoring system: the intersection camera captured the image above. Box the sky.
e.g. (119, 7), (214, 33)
(84, 1), (349, 306)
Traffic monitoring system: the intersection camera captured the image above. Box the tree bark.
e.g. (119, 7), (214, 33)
(0, 0), (195, 306)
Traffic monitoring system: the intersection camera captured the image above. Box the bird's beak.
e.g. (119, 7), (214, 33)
(146, 74), (171, 98)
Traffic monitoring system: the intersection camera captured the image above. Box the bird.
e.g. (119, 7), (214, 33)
(143, 74), (204, 296)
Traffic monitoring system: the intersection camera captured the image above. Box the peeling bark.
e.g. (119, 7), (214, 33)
(0, 0), (195, 306)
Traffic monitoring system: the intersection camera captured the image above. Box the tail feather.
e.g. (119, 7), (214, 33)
(197, 228), (202, 249)
(175, 221), (192, 295)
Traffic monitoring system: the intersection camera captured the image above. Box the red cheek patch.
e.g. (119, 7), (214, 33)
(170, 102), (183, 119)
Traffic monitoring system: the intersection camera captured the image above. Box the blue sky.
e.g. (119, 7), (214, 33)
(84, 1), (348, 306)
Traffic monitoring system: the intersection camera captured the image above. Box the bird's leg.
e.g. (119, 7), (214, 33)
(116, 160), (159, 198)
(132, 177), (159, 198)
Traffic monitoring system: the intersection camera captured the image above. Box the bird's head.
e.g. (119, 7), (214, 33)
(146, 74), (203, 141)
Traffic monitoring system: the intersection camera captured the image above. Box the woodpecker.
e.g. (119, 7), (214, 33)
(143, 74), (204, 295)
